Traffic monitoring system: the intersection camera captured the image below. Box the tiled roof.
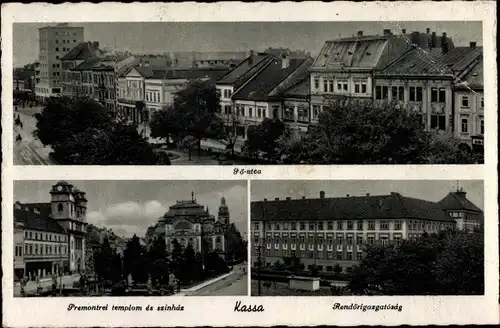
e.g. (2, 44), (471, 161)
(232, 57), (308, 101)
(72, 57), (103, 71)
(376, 46), (483, 78)
(281, 78), (310, 99)
(312, 35), (400, 70)
(14, 208), (66, 234)
(251, 192), (454, 222)
(217, 53), (273, 88)
(437, 192), (483, 213)
(148, 68), (228, 81)
(61, 42), (103, 61)
(14, 69), (35, 80)
(17, 202), (52, 218)
(455, 57), (483, 90)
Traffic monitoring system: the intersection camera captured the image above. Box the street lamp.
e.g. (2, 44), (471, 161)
(254, 245), (264, 296)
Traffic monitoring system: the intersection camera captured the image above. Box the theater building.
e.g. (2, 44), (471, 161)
(250, 189), (482, 273)
(151, 193), (230, 258)
(13, 181), (88, 279)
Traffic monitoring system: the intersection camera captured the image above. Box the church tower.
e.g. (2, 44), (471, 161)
(50, 181), (87, 274)
(218, 197), (230, 226)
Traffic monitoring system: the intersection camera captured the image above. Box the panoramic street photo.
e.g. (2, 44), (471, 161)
(12, 21), (484, 165)
(250, 180), (484, 296)
(13, 180), (248, 297)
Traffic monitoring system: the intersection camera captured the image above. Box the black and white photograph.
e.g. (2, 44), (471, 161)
(12, 21), (484, 165)
(13, 180), (248, 297)
(250, 180), (484, 296)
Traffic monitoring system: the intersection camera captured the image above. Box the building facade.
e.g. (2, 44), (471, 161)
(250, 189), (482, 273)
(13, 181), (88, 279)
(374, 41), (482, 136)
(146, 194), (230, 258)
(452, 55), (484, 150)
(35, 23), (84, 101)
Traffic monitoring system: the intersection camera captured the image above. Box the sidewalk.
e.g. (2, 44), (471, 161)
(180, 271), (234, 293)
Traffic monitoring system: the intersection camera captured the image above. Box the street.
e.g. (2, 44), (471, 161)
(188, 264), (248, 296)
(13, 105), (56, 165)
(13, 274), (80, 297)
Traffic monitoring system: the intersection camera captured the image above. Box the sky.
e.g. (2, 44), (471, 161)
(251, 180), (484, 210)
(14, 180), (248, 239)
(12, 21), (482, 67)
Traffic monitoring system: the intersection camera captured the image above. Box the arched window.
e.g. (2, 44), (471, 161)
(57, 203), (63, 212)
(216, 236), (221, 243)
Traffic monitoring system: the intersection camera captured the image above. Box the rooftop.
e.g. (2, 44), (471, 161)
(232, 57), (309, 101)
(281, 78), (310, 99)
(438, 190), (483, 213)
(61, 41), (103, 61)
(376, 45), (483, 78)
(251, 192), (455, 222)
(454, 57), (484, 90)
(217, 52), (273, 88)
(148, 67), (229, 81)
(14, 208), (66, 234)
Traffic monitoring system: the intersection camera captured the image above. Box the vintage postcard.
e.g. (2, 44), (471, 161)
(1, 1), (498, 327)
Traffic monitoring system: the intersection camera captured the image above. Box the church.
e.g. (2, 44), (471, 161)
(146, 192), (231, 258)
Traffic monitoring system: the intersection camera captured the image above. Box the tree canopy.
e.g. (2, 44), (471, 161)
(243, 118), (286, 161)
(348, 229), (484, 295)
(149, 80), (221, 152)
(34, 96), (169, 165)
(277, 99), (481, 164)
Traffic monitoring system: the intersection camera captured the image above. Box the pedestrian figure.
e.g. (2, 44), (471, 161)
(20, 278), (26, 297)
(20, 121), (23, 129)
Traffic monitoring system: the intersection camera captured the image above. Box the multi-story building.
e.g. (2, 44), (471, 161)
(116, 65), (152, 124)
(144, 67), (228, 114)
(13, 181), (88, 279)
(147, 193), (230, 259)
(35, 23), (84, 102)
(13, 68), (35, 92)
(61, 41), (103, 97)
(309, 29), (451, 123)
(250, 188), (482, 273)
(278, 78), (311, 133)
(452, 53), (484, 151)
(14, 221), (25, 280)
(374, 39), (482, 136)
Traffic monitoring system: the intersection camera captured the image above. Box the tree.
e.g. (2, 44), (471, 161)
(123, 235), (148, 284)
(215, 112), (243, 157)
(149, 80), (220, 153)
(348, 230), (483, 295)
(243, 118), (286, 161)
(34, 96), (168, 165)
(94, 237), (121, 283)
(279, 99), (479, 164)
(170, 239), (184, 278)
(224, 223), (247, 263)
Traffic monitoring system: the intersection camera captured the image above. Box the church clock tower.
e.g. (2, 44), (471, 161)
(218, 197), (230, 226)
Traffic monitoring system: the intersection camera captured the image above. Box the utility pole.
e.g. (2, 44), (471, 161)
(256, 245), (262, 296)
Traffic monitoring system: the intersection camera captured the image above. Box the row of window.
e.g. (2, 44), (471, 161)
(24, 243), (68, 256)
(55, 39), (78, 44)
(145, 91), (161, 103)
(460, 116), (485, 135)
(253, 220), (403, 232)
(256, 234), (402, 246)
(375, 85), (450, 103)
(461, 95), (484, 109)
(262, 249), (364, 261)
(283, 106), (309, 122)
(313, 78), (368, 95)
(233, 104), (268, 119)
(25, 231), (66, 242)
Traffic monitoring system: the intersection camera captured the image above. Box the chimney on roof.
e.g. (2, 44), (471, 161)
(249, 50), (255, 65)
(319, 191), (325, 199)
(383, 29), (392, 36)
(431, 32), (437, 49)
(357, 31), (363, 37)
(275, 197), (279, 201)
(281, 53), (290, 69)
(455, 188), (467, 199)
(286, 197), (291, 200)
(366, 193), (370, 196)
(401, 29), (406, 34)
(426, 28), (431, 34)
(470, 42), (477, 48)
(441, 32), (449, 54)
(410, 31), (419, 45)
(346, 194), (350, 197)
(302, 196), (306, 199)
(92, 42), (99, 50)
(264, 198), (267, 201)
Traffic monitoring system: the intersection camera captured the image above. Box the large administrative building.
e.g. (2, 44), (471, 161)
(250, 188), (482, 273)
(13, 181), (88, 280)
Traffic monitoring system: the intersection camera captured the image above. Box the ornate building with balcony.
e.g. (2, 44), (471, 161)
(13, 181), (88, 280)
(147, 193), (231, 259)
(374, 39), (482, 138)
(250, 188), (482, 273)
